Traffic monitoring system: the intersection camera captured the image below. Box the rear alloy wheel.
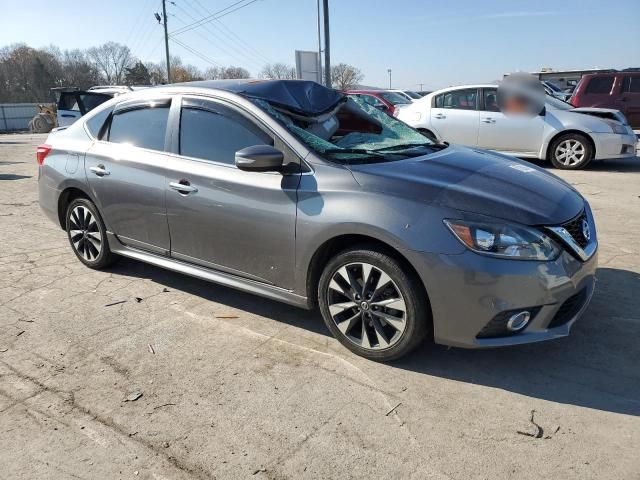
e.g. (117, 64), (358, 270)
(66, 198), (117, 269)
(318, 247), (430, 361)
(549, 133), (593, 169)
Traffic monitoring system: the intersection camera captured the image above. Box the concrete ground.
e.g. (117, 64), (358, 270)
(0, 132), (639, 480)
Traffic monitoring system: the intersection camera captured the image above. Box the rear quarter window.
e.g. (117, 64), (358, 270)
(584, 76), (614, 94)
(622, 76), (640, 93)
(85, 107), (113, 139)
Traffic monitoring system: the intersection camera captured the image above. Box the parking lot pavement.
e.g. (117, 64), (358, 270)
(1, 133), (639, 480)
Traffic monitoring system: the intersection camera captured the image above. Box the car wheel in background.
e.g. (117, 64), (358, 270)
(549, 133), (594, 169)
(65, 198), (118, 269)
(318, 246), (430, 362)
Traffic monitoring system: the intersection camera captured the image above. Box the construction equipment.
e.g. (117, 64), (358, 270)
(28, 103), (57, 133)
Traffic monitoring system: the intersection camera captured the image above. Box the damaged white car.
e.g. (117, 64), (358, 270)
(397, 84), (637, 169)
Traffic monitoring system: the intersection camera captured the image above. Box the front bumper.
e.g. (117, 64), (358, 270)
(592, 131), (637, 159)
(402, 244), (598, 349)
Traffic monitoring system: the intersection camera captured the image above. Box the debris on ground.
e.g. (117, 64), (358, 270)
(517, 410), (544, 439)
(216, 315), (239, 319)
(148, 344), (155, 354)
(162, 288), (170, 292)
(385, 402), (402, 416)
(16, 330), (25, 337)
(0, 348), (8, 353)
(252, 468), (267, 475)
(124, 391), (143, 402)
(153, 403), (176, 410)
(135, 297), (143, 303)
(105, 300), (127, 307)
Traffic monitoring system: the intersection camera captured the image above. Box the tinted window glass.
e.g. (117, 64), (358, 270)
(435, 89), (477, 110)
(108, 106), (169, 151)
(80, 93), (111, 113)
(59, 92), (79, 111)
(85, 107), (113, 139)
(482, 88), (500, 112)
(622, 76), (640, 93)
(585, 76), (614, 94)
(180, 106), (271, 165)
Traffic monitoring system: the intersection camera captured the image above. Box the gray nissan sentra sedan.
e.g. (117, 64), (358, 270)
(37, 80), (598, 361)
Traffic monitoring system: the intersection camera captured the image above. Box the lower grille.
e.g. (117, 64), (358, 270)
(548, 288), (588, 329)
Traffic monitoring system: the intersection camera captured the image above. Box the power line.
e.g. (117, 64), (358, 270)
(189, 0), (273, 64)
(169, 1), (263, 69)
(170, 0), (261, 36)
(169, 35), (224, 68)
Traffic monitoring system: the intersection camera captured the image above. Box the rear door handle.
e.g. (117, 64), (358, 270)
(481, 117), (496, 123)
(169, 180), (198, 194)
(89, 165), (110, 176)
(434, 113), (446, 119)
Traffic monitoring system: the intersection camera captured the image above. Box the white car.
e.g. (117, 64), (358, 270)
(397, 84), (637, 169)
(56, 86), (141, 127)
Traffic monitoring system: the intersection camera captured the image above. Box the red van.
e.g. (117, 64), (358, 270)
(571, 72), (640, 129)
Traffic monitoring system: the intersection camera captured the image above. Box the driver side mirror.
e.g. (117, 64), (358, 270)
(235, 145), (284, 172)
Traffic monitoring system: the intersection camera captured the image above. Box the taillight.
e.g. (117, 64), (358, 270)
(36, 144), (52, 166)
(391, 106), (399, 117)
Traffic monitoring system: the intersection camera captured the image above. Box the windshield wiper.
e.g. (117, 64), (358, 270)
(373, 143), (447, 152)
(323, 148), (387, 157)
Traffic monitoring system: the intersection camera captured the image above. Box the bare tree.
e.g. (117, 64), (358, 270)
(0, 44), (63, 102)
(260, 63), (296, 80)
(221, 66), (251, 79)
(330, 63), (364, 90)
(203, 66), (224, 80)
(86, 42), (134, 84)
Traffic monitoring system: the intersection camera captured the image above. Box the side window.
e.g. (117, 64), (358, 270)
(85, 106), (113, 139)
(482, 89), (500, 112)
(179, 103), (272, 166)
(79, 93), (111, 114)
(622, 76), (640, 93)
(585, 76), (614, 94)
(59, 92), (80, 111)
(436, 89), (478, 110)
(108, 105), (169, 151)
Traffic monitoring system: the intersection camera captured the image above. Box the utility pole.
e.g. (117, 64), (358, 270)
(316, 0), (323, 84)
(323, 0), (330, 87)
(418, 83), (424, 91)
(162, 0), (171, 83)
(387, 69), (392, 88)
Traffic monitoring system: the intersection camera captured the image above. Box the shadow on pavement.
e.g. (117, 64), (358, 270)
(109, 258), (640, 416)
(394, 267), (640, 416)
(0, 174), (32, 180)
(529, 156), (640, 173)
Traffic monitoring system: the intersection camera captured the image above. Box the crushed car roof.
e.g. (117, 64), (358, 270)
(172, 79), (344, 116)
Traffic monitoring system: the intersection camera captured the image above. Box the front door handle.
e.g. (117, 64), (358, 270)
(434, 113), (446, 119)
(481, 117), (496, 123)
(89, 165), (110, 176)
(169, 180), (198, 194)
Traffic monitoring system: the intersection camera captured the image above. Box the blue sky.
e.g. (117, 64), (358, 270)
(1, 0), (639, 89)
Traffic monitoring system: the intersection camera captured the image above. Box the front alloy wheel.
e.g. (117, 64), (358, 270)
(318, 247), (430, 361)
(549, 133), (593, 169)
(327, 262), (407, 350)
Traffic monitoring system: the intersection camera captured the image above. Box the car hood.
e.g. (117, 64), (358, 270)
(570, 107), (628, 124)
(348, 145), (584, 226)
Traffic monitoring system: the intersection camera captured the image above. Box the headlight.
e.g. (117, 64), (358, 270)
(603, 119), (630, 135)
(444, 220), (561, 260)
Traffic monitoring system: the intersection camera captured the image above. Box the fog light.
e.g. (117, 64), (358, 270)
(506, 311), (531, 331)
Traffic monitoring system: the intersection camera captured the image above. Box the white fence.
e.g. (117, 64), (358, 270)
(0, 103), (39, 132)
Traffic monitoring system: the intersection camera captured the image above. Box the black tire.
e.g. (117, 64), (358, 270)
(65, 198), (118, 269)
(419, 128), (438, 143)
(318, 246), (431, 362)
(548, 133), (594, 170)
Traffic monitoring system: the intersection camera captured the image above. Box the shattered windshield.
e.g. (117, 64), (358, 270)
(251, 94), (441, 163)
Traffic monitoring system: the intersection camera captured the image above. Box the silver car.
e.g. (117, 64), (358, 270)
(38, 80), (598, 361)
(398, 84), (637, 169)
